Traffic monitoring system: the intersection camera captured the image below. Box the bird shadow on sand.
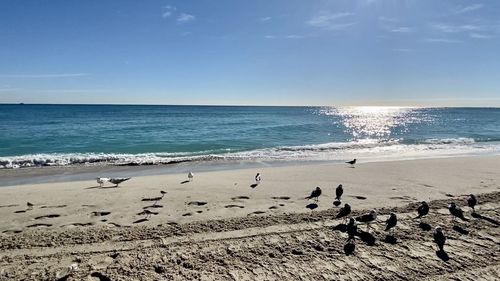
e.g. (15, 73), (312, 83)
(85, 185), (118, 190)
(356, 231), (376, 246)
(418, 222), (432, 231)
(436, 250), (450, 262)
(180, 180), (190, 184)
(344, 243), (355, 255)
(332, 223), (347, 232)
(452, 225), (469, 235)
(384, 235), (397, 245)
(250, 183), (258, 188)
(306, 203), (318, 210)
(471, 212), (500, 226)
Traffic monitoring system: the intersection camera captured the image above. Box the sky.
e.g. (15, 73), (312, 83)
(0, 0), (499, 106)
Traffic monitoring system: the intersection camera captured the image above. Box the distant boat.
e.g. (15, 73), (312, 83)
(19, 103), (25, 105)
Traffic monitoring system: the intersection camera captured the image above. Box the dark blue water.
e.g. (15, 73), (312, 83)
(1, 105), (499, 168)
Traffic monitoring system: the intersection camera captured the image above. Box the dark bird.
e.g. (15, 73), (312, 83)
(255, 173), (261, 183)
(336, 203), (351, 222)
(467, 194), (477, 213)
(346, 218), (358, 241)
(385, 213), (397, 234)
(305, 187), (322, 202)
(160, 190), (167, 196)
(415, 201), (429, 219)
(27, 202), (34, 209)
(448, 202), (468, 221)
(335, 184), (344, 201)
(356, 210), (377, 230)
(346, 159), (357, 166)
(433, 226), (446, 251)
(109, 177), (131, 187)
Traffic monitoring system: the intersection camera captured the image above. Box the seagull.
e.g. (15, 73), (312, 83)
(27, 202), (34, 209)
(336, 203), (351, 222)
(433, 226), (446, 251)
(346, 159), (356, 166)
(96, 177), (110, 187)
(415, 201), (429, 220)
(109, 177), (131, 187)
(160, 190), (167, 197)
(448, 202), (468, 221)
(467, 194), (477, 213)
(335, 184), (343, 201)
(188, 171), (194, 182)
(356, 210), (377, 230)
(305, 187), (322, 202)
(385, 213), (397, 235)
(255, 173), (261, 183)
(346, 218), (357, 241)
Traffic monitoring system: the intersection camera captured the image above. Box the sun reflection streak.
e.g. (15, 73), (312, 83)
(319, 106), (424, 140)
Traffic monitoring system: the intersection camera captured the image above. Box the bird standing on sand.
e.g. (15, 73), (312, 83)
(346, 159), (356, 166)
(188, 171), (194, 182)
(415, 201), (429, 220)
(336, 203), (351, 222)
(467, 194), (477, 213)
(305, 187), (322, 202)
(255, 173), (261, 184)
(356, 210), (377, 230)
(96, 177), (110, 187)
(109, 177), (131, 187)
(448, 202), (468, 221)
(346, 218), (358, 241)
(27, 202), (34, 210)
(160, 190), (167, 197)
(385, 213), (397, 235)
(433, 226), (446, 251)
(335, 184), (343, 201)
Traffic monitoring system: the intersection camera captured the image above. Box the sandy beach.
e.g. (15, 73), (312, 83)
(1, 156), (499, 280)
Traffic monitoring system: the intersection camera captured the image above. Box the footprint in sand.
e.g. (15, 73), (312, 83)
(64, 222), (94, 227)
(187, 201), (207, 206)
(91, 211), (111, 217)
(142, 196), (163, 202)
(82, 204), (97, 207)
(271, 196), (291, 200)
(248, 211), (266, 215)
(14, 210), (27, 213)
(182, 212), (193, 217)
(133, 218), (149, 224)
(350, 195), (367, 200)
(167, 222), (179, 226)
(0, 204), (19, 208)
(231, 196), (250, 200)
(279, 203), (285, 207)
(2, 230), (22, 234)
(27, 223), (52, 228)
(196, 210), (203, 214)
(108, 222), (122, 227)
(268, 206), (279, 210)
(137, 210), (159, 216)
(34, 214), (61, 220)
(40, 205), (67, 209)
(225, 204), (245, 209)
(143, 204), (163, 209)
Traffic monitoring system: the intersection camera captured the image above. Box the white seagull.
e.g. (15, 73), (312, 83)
(188, 171), (194, 182)
(96, 177), (110, 187)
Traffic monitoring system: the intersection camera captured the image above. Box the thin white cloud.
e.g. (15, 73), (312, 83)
(177, 13), (195, 23)
(424, 38), (462, 43)
(306, 12), (354, 30)
(431, 23), (481, 33)
(162, 5), (176, 18)
(285, 35), (304, 39)
(260, 16), (272, 22)
(0, 87), (21, 92)
(455, 4), (483, 14)
(390, 27), (413, 33)
(0, 73), (89, 78)
(264, 35), (275, 39)
(378, 16), (398, 22)
(470, 33), (493, 39)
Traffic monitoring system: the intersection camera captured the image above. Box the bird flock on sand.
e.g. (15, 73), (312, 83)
(92, 159), (481, 258)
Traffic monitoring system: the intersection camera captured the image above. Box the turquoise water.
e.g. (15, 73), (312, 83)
(1, 105), (500, 168)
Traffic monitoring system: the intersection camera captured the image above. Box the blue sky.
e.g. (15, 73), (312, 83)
(1, 0), (499, 106)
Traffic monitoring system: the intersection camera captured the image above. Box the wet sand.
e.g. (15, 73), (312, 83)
(0, 156), (499, 280)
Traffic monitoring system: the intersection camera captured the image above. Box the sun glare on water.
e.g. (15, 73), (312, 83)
(320, 106), (420, 140)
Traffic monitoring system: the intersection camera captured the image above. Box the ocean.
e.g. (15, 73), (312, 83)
(1, 105), (500, 169)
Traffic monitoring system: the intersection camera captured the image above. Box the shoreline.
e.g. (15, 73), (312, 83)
(2, 152), (499, 187)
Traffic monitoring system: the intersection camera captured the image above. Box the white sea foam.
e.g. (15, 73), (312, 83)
(1, 138), (500, 169)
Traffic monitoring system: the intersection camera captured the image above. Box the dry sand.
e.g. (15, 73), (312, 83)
(0, 156), (499, 280)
